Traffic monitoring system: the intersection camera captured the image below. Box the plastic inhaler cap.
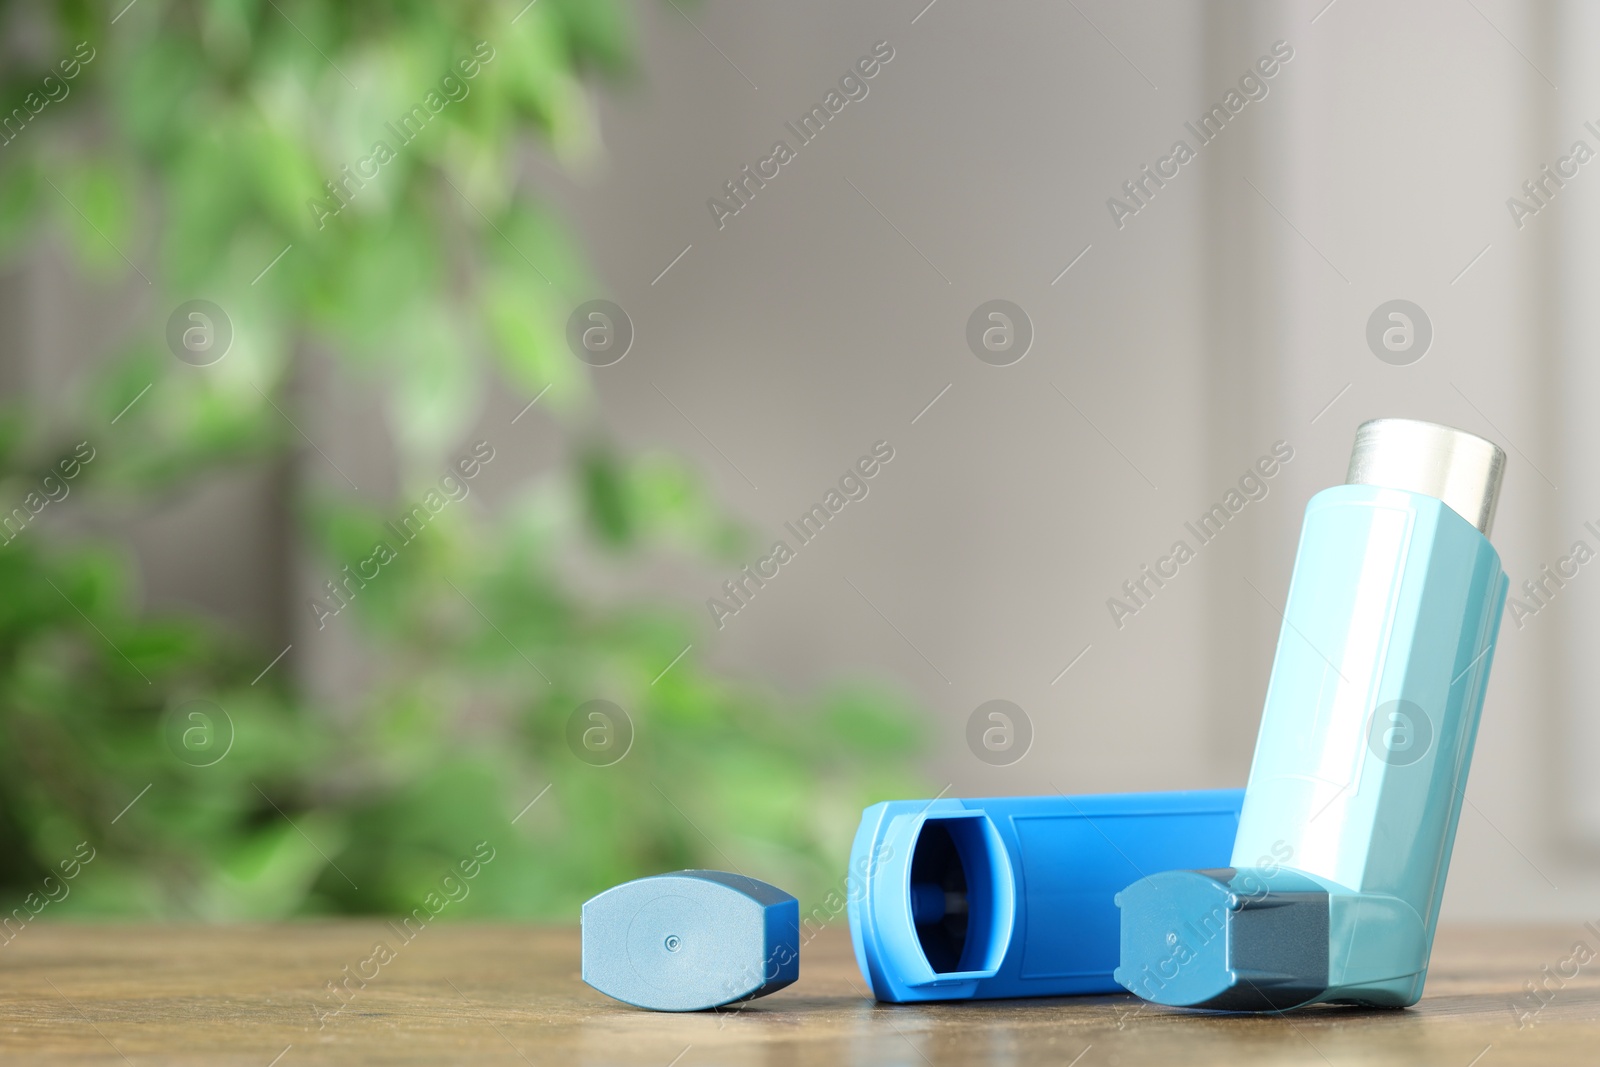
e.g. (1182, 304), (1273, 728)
(581, 870), (800, 1012)
(1114, 867), (1331, 1011)
(1346, 418), (1505, 537)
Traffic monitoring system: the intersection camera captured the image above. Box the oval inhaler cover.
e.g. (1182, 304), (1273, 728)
(581, 870), (800, 1011)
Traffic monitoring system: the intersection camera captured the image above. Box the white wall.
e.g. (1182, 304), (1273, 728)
(558, 0), (1219, 799)
(545, 0), (1596, 920)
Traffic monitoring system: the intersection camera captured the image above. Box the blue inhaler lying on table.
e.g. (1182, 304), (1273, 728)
(1116, 418), (1508, 1011)
(847, 789), (1244, 1002)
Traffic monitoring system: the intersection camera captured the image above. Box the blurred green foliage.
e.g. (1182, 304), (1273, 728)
(0, 1), (923, 920)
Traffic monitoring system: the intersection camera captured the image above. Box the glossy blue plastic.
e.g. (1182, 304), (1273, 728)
(1117, 484), (1507, 1010)
(847, 789), (1244, 1002)
(582, 870), (799, 1011)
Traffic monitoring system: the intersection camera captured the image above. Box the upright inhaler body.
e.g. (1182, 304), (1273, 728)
(1117, 419), (1509, 1010)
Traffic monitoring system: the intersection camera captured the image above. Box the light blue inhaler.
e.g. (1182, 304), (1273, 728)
(848, 789), (1244, 1002)
(1116, 418), (1508, 1011)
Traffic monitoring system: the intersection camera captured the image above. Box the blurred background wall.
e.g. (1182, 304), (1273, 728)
(8, 0), (1596, 920)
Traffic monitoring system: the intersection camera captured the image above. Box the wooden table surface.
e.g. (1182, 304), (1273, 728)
(0, 923), (1595, 1065)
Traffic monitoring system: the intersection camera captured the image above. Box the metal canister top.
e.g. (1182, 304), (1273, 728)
(1346, 418), (1506, 538)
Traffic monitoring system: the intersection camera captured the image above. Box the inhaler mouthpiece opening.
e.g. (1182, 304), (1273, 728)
(1346, 419), (1505, 538)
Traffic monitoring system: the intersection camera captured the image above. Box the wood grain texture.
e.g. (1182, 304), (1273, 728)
(0, 923), (1595, 1065)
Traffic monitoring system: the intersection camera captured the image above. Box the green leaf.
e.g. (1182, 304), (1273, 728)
(60, 161), (134, 274)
